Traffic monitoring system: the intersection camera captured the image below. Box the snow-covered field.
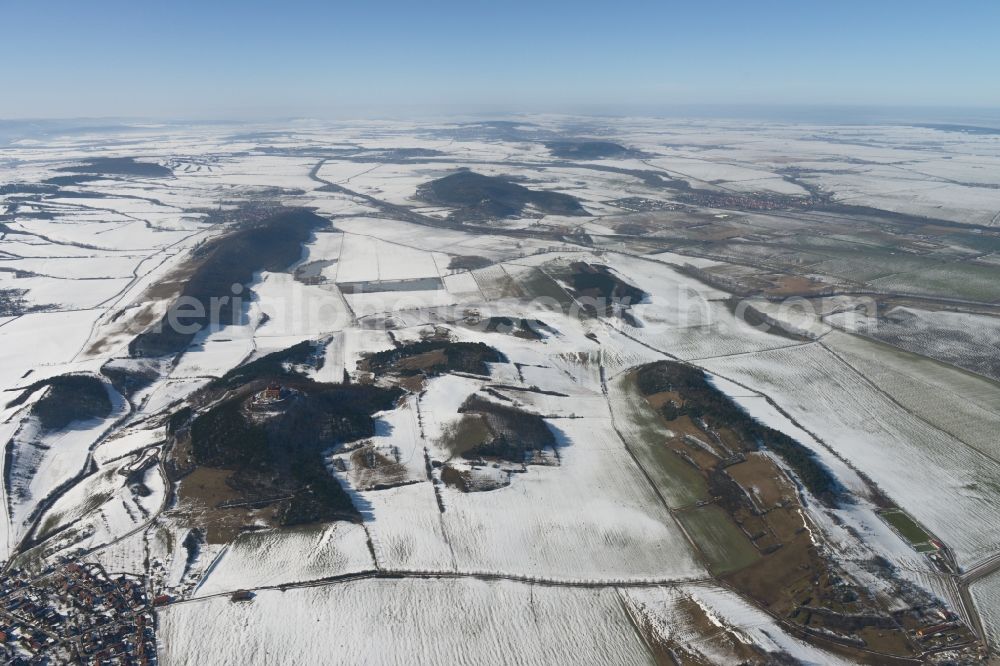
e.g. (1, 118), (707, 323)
(701, 338), (1000, 569)
(160, 577), (848, 665)
(162, 578), (653, 665)
(829, 304), (1000, 382)
(437, 415), (705, 582)
(192, 523), (375, 597)
(971, 572), (1000, 654)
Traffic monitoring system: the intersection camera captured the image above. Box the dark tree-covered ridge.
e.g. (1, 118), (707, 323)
(636, 361), (839, 503)
(6, 375), (112, 432)
(458, 395), (557, 463)
(364, 341), (505, 378)
(544, 140), (634, 159)
(418, 170), (587, 219)
(187, 375), (402, 526)
(56, 157), (173, 178)
(130, 208), (327, 358)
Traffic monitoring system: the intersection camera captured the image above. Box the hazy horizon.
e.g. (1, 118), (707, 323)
(4, 103), (1000, 122)
(3, 0), (999, 119)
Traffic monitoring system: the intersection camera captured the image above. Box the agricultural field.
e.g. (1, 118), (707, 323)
(701, 341), (1000, 569)
(0, 116), (998, 663)
(970, 572), (1000, 654)
(828, 303), (1000, 382)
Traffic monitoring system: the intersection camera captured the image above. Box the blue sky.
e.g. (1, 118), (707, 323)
(2, 0), (998, 119)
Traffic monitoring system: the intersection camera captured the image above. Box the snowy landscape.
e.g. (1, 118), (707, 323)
(1, 115), (999, 664)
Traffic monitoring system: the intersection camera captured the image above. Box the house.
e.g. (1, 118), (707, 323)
(916, 622), (954, 638)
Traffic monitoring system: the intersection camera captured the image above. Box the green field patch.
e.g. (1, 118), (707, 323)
(676, 503), (761, 575)
(612, 374), (708, 507)
(515, 266), (577, 309)
(880, 509), (934, 547)
(869, 262), (1000, 302)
